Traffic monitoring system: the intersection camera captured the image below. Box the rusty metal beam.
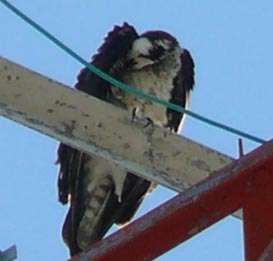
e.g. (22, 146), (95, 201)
(67, 138), (273, 261)
(0, 56), (233, 193)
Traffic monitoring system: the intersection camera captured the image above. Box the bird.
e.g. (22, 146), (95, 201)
(56, 22), (195, 256)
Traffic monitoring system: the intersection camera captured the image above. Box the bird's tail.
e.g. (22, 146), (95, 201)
(76, 175), (114, 251)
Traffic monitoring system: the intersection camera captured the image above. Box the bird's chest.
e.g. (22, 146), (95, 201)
(111, 69), (175, 127)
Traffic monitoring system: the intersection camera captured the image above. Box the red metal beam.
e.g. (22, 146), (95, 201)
(244, 166), (273, 261)
(68, 139), (273, 261)
(259, 238), (273, 261)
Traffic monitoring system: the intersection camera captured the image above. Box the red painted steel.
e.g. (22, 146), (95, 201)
(259, 238), (273, 261)
(244, 166), (273, 261)
(68, 139), (273, 261)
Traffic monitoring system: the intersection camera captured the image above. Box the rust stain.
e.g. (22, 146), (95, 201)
(63, 120), (76, 135)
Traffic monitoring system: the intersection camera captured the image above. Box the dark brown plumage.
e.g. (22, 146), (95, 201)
(57, 22), (194, 256)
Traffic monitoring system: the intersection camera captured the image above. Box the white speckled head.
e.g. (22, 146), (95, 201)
(128, 37), (155, 69)
(131, 37), (153, 56)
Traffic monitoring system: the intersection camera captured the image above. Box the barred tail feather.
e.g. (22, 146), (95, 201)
(76, 176), (113, 250)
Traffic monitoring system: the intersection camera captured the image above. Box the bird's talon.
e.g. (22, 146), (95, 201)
(143, 117), (154, 128)
(131, 107), (138, 122)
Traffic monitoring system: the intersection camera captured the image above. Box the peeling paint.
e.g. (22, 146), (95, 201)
(82, 113), (90, 118)
(172, 151), (181, 157)
(66, 104), (76, 109)
(143, 149), (154, 162)
(57, 102), (76, 109)
(191, 159), (211, 172)
(63, 120), (76, 135)
(3, 108), (27, 118)
(219, 156), (230, 165)
(28, 117), (43, 125)
(188, 226), (199, 236)
(123, 143), (130, 149)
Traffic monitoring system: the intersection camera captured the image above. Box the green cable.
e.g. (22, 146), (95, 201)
(0, 0), (266, 144)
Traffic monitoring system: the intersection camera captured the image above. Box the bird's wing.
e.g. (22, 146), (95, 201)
(57, 144), (86, 255)
(166, 48), (195, 132)
(57, 23), (154, 256)
(75, 22), (138, 98)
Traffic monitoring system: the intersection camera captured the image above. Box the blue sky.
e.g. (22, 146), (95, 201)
(1, 1), (273, 260)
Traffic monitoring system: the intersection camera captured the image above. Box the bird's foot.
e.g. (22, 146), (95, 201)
(131, 108), (155, 134)
(131, 107), (154, 127)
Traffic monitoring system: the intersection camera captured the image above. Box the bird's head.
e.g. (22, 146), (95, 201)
(128, 30), (179, 69)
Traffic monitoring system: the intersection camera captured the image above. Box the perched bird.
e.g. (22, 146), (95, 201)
(57, 22), (195, 256)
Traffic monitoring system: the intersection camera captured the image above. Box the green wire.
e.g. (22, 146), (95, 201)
(0, 0), (266, 144)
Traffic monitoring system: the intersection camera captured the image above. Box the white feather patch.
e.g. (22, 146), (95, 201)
(85, 156), (127, 203)
(131, 37), (153, 55)
(111, 163), (127, 202)
(128, 37), (155, 69)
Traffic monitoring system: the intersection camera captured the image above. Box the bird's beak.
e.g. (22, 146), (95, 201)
(132, 56), (155, 69)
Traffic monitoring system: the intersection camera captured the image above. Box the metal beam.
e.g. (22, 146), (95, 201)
(67, 138), (273, 261)
(259, 239), (273, 261)
(243, 167), (273, 261)
(0, 56), (233, 192)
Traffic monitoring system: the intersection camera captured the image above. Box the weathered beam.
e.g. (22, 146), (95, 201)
(0, 56), (233, 192)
